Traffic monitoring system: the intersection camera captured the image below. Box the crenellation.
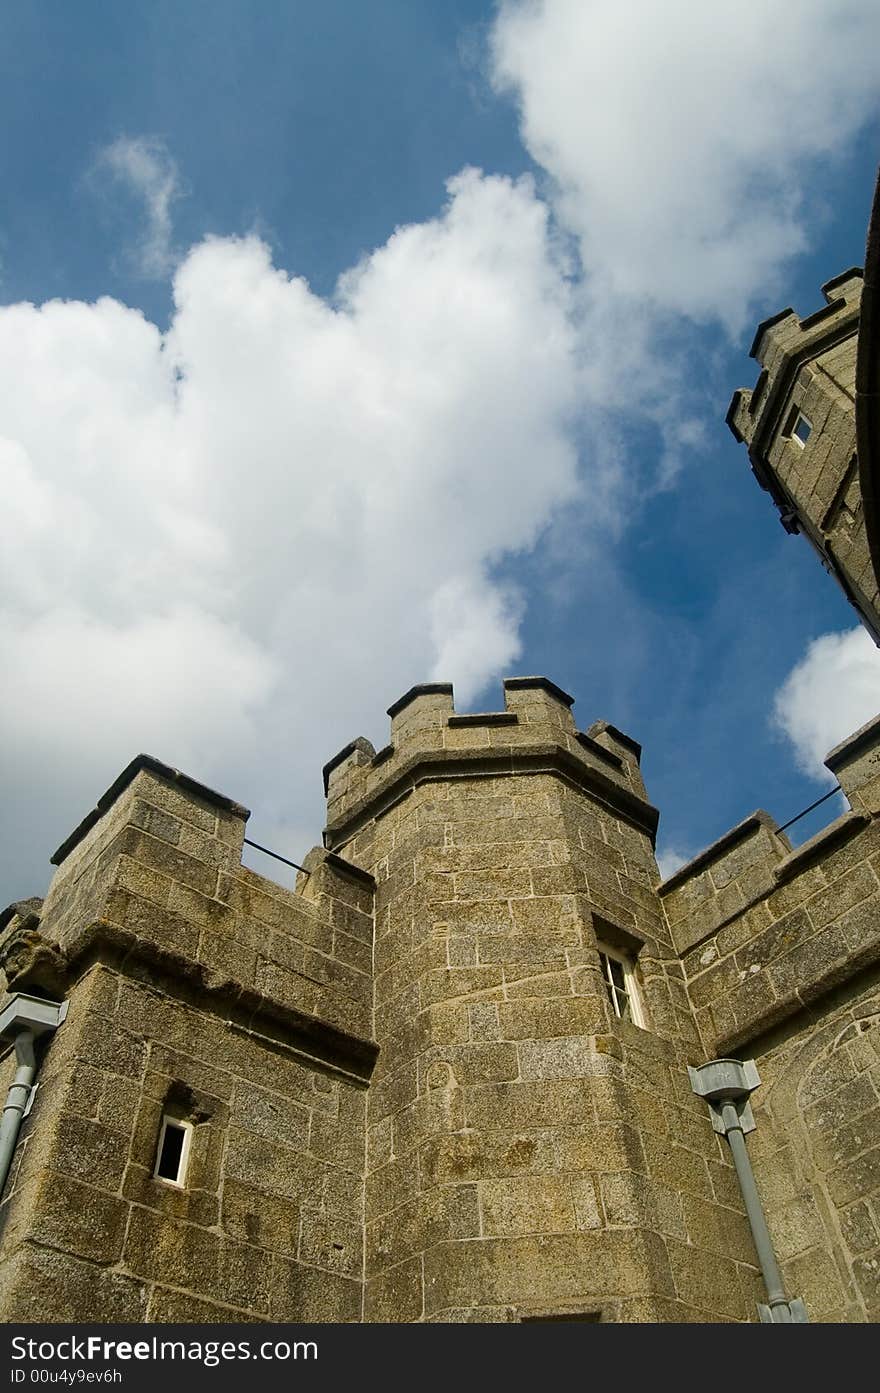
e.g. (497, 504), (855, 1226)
(502, 675), (576, 728)
(751, 272), (862, 372)
(728, 266), (880, 644)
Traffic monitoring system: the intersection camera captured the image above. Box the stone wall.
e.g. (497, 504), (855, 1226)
(668, 712), (880, 1320)
(3, 681), (880, 1323)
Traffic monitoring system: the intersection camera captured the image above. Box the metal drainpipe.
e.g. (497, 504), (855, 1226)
(688, 1058), (808, 1323)
(0, 993), (69, 1202)
(719, 1099), (793, 1321)
(0, 1031), (37, 1200)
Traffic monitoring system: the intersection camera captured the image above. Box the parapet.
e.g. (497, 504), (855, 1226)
(825, 708), (880, 813)
(659, 811), (791, 955)
(727, 270), (862, 448)
(322, 676), (656, 848)
(666, 712), (880, 1052)
(11, 753), (376, 1066)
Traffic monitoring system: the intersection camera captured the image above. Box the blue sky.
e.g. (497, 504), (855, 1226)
(3, 0), (880, 900)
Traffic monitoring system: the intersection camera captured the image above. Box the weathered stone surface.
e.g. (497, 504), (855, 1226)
(422, 1230), (673, 1312)
(147, 1286), (266, 1322)
(480, 1176), (578, 1237)
(0, 1244), (147, 1322)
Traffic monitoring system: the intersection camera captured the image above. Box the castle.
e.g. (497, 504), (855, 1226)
(0, 185), (878, 1324)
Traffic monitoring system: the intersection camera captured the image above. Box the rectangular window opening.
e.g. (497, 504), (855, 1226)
(783, 405), (812, 447)
(154, 1116), (193, 1187)
(597, 943), (646, 1028)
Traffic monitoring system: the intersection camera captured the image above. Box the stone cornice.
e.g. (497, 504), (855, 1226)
(323, 740), (659, 850)
(8, 917), (377, 1083)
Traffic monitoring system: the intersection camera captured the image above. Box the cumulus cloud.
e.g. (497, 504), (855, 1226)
(0, 169), (587, 895)
(491, 0), (880, 329)
(773, 628), (880, 779)
(94, 136), (183, 277)
(655, 846), (694, 884)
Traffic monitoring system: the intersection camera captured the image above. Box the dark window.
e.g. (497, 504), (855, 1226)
(154, 1116), (192, 1186)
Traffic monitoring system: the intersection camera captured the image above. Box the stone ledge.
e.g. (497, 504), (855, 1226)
(322, 737), (376, 796)
(324, 743), (660, 850)
(585, 721), (642, 763)
(386, 683), (453, 720)
(825, 711), (880, 772)
(800, 299), (850, 333)
(822, 267), (864, 299)
(750, 307), (795, 360)
(772, 811), (868, 884)
(49, 919), (378, 1081)
(323, 852), (376, 891)
(658, 811), (786, 896)
(575, 732), (624, 771)
(502, 676), (575, 708)
(714, 944), (880, 1057)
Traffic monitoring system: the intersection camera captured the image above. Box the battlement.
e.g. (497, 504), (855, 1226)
(727, 269), (862, 447)
(665, 712), (880, 1058)
(11, 753), (376, 1059)
(659, 810), (792, 955)
(322, 676), (653, 847)
(750, 268), (862, 368)
(724, 266), (880, 643)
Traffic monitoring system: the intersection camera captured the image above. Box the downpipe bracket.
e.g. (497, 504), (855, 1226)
(759, 1299), (810, 1323)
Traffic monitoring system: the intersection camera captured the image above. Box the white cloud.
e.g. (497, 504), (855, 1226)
(773, 628), (880, 779)
(95, 136), (183, 278)
(428, 574), (524, 698)
(656, 846), (693, 883)
(2, 607), (275, 767)
(491, 0), (880, 329)
(0, 169), (589, 896)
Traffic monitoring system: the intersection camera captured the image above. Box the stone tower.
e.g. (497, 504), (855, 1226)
(320, 677), (761, 1321)
(727, 269), (880, 642)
